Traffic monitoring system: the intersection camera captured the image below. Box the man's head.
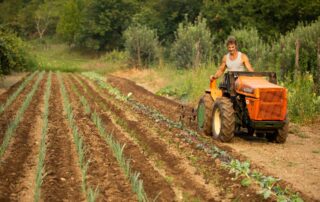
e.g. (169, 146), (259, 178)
(226, 36), (237, 55)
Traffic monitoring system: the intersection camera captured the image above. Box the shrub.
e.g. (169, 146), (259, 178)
(124, 24), (159, 67)
(103, 50), (128, 63)
(171, 16), (213, 69)
(277, 18), (320, 85)
(0, 29), (36, 75)
(284, 74), (320, 123)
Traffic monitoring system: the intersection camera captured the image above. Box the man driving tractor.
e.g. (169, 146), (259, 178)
(210, 36), (254, 81)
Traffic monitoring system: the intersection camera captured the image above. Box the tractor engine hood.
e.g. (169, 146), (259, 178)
(235, 76), (284, 98)
(235, 76), (287, 121)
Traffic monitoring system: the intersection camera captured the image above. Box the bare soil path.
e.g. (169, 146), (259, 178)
(107, 74), (320, 201)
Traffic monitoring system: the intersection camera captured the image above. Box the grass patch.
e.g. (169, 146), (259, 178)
(29, 40), (126, 74)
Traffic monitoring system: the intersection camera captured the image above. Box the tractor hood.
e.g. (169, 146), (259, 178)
(235, 76), (284, 98)
(235, 76), (287, 121)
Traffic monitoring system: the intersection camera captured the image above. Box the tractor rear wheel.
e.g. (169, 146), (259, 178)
(197, 93), (214, 136)
(266, 119), (289, 143)
(212, 97), (235, 142)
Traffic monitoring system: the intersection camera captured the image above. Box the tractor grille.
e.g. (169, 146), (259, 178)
(256, 89), (286, 120)
(260, 91), (284, 102)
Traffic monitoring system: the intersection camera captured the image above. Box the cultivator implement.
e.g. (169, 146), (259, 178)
(179, 104), (197, 128)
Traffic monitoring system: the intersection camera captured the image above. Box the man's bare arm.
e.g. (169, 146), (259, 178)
(211, 55), (227, 80)
(242, 54), (254, 72)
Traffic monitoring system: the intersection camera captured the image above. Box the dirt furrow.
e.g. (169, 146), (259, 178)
(0, 75), (46, 201)
(0, 73), (30, 103)
(77, 75), (241, 201)
(63, 74), (137, 201)
(69, 75), (177, 201)
(108, 75), (183, 121)
(41, 73), (85, 201)
(0, 74), (38, 144)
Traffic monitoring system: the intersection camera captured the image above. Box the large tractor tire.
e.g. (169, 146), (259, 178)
(212, 97), (235, 142)
(266, 119), (289, 143)
(197, 93), (214, 136)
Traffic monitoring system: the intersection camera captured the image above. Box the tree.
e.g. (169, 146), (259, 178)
(124, 24), (159, 67)
(56, 0), (85, 44)
(75, 0), (139, 51)
(133, 0), (202, 43)
(171, 16), (213, 69)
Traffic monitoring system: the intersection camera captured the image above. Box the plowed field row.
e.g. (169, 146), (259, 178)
(0, 72), (312, 201)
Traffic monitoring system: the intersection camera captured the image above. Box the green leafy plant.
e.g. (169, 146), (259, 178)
(0, 29), (36, 75)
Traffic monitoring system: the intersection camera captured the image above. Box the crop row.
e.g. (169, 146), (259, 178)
(68, 75), (148, 201)
(0, 71), (45, 159)
(33, 72), (52, 202)
(81, 71), (303, 202)
(0, 71), (38, 114)
(58, 73), (98, 201)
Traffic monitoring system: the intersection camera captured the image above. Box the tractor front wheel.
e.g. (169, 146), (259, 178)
(197, 93), (214, 136)
(212, 97), (235, 142)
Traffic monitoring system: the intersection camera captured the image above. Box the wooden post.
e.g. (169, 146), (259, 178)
(295, 39), (300, 74)
(137, 39), (141, 68)
(280, 42), (285, 80)
(317, 38), (320, 94)
(194, 40), (201, 68)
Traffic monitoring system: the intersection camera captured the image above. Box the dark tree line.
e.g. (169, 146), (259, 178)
(0, 0), (319, 51)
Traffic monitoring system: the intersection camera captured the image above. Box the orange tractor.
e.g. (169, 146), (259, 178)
(197, 71), (289, 143)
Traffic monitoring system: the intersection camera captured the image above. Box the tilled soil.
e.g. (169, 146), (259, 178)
(0, 74), (46, 201)
(63, 75), (137, 201)
(0, 74), (38, 145)
(41, 74), (85, 201)
(107, 75), (320, 201)
(78, 74), (264, 201)
(0, 72), (317, 201)
(69, 75), (177, 201)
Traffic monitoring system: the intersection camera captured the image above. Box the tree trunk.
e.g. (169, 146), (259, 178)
(295, 39), (300, 74)
(317, 38), (320, 95)
(280, 42), (285, 80)
(194, 41), (201, 68)
(137, 40), (141, 68)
